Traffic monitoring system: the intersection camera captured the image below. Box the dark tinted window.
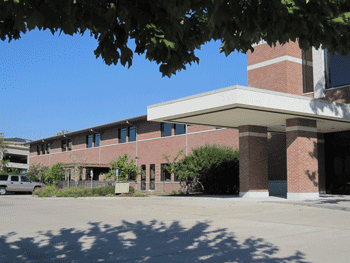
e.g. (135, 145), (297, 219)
(68, 139), (73, 151)
(161, 123), (172, 137)
(129, 127), (136, 142)
(161, 164), (171, 181)
(37, 145), (41, 155)
(95, 134), (100, 147)
(326, 51), (350, 88)
(119, 128), (127, 143)
(175, 124), (186, 135)
(46, 143), (50, 154)
(0, 175), (8, 181)
(21, 176), (30, 182)
(141, 165), (146, 179)
(61, 140), (67, 152)
(11, 176), (19, 182)
(87, 135), (93, 148)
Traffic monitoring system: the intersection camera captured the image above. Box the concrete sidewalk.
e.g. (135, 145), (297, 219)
(157, 194), (350, 211)
(1, 194), (350, 262)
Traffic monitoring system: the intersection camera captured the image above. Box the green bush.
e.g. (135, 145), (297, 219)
(134, 191), (144, 197)
(33, 185), (115, 197)
(129, 186), (135, 194)
(163, 145), (239, 195)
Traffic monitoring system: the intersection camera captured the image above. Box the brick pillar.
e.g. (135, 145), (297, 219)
(239, 125), (269, 198)
(286, 118), (319, 199)
(82, 168), (87, 180)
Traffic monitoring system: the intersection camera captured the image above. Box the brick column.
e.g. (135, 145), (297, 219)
(239, 125), (269, 198)
(286, 118), (319, 199)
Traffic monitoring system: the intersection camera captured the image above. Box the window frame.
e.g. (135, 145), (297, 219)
(119, 128), (127, 143)
(45, 143), (50, 154)
(161, 163), (171, 181)
(325, 49), (350, 89)
(95, 133), (100, 147)
(174, 124), (186, 135)
(128, 126), (137, 142)
(161, 123), (172, 137)
(67, 139), (73, 151)
(87, 135), (93, 148)
(61, 140), (67, 152)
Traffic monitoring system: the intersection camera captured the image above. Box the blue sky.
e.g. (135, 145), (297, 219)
(0, 29), (247, 141)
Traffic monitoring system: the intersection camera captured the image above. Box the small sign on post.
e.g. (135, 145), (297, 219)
(116, 169), (119, 184)
(90, 169), (93, 189)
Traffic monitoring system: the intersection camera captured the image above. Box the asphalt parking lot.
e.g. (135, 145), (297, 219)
(1, 194), (350, 262)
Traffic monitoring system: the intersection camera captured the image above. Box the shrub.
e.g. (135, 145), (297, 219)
(134, 191), (144, 197)
(129, 186), (135, 194)
(163, 145), (239, 195)
(33, 185), (115, 197)
(104, 154), (140, 182)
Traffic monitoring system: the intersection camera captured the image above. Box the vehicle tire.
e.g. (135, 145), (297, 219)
(0, 187), (7, 195)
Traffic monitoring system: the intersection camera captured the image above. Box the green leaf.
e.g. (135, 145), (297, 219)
(162, 39), (176, 49)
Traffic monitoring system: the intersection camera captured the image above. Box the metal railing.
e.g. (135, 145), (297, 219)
(56, 180), (115, 189)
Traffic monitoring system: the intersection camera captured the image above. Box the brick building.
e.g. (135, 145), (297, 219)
(148, 41), (350, 198)
(29, 115), (239, 192)
(30, 41), (350, 198)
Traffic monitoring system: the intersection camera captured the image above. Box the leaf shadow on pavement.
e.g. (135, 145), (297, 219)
(0, 220), (309, 262)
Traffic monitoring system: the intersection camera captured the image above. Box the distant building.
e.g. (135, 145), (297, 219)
(1, 137), (31, 171)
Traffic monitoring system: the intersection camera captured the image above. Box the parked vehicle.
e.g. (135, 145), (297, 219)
(0, 174), (45, 195)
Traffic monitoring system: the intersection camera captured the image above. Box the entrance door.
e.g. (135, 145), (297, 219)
(332, 154), (350, 193)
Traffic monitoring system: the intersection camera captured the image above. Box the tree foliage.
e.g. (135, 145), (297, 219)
(163, 145), (239, 194)
(105, 154), (139, 182)
(1, 0), (350, 77)
(0, 134), (9, 172)
(27, 163), (65, 183)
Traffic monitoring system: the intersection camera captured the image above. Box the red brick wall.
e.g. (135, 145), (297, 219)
(29, 122), (238, 192)
(239, 125), (268, 193)
(248, 41), (315, 97)
(248, 41), (302, 66)
(286, 118), (318, 193)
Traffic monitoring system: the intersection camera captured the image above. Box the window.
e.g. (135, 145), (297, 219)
(95, 134), (100, 147)
(161, 163), (171, 181)
(21, 176), (30, 182)
(141, 164), (146, 191)
(150, 164), (155, 190)
(87, 134), (100, 148)
(11, 175), (19, 182)
(41, 144), (45, 155)
(119, 128), (127, 143)
(61, 140), (67, 152)
(87, 135), (93, 148)
(302, 48), (314, 93)
(67, 139), (73, 151)
(37, 145), (41, 155)
(174, 173), (179, 182)
(325, 50), (350, 89)
(129, 126), (136, 142)
(175, 124), (186, 135)
(161, 123), (172, 137)
(46, 143), (50, 154)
